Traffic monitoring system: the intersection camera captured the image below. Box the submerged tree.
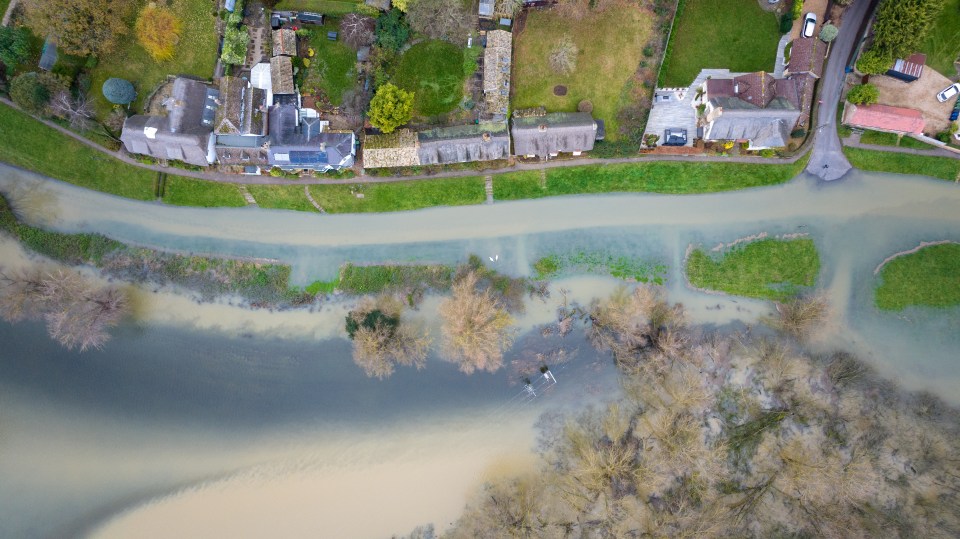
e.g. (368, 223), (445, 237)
(345, 295), (430, 379)
(438, 271), (514, 374)
(0, 266), (129, 351)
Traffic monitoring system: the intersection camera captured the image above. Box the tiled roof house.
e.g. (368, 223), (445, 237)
(843, 104), (926, 134)
(120, 77), (219, 166)
(272, 29), (297, 57)
(702, 72), (802, 149)
(483, 30), (512, 121)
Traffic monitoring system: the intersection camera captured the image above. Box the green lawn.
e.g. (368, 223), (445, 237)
(660, 0), (781, 87)
(494, 156), (809, 199)
(512, 6), (652, 141)
(303, 21), (357, 106)
(875, 243), (960, 310)
(686, 238), (821, 300)
(89, 0), (219, 117)
(247, 185), (319, 212)
(392, 40), (465, 117)
(859, 130), (900, 146)
(308, 177), (485, 213)
(859, 130), (937, 150)
(274, 0), (363, 14)
(0, 103), (156, 200)
(162, 177), (247, 207)
(338, 263), (454, 294)
(843, 147), (960, 181)
(920, 0), (960, 77)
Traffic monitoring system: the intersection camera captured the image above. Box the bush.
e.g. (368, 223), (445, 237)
(760, 148), (776, 158)
(102, 78), (136, 105)
(936, 131), (951, 143)
(791, 0), (804, 20)
(819, 24), (838, 42)
(0, 26), (32, 68)
(780, 13), (794, 34)
(368, 82), (414, 133)
(856, 48), (893, 75)
(847, 83), (879, 106)
(9, 72), (66, 114)
(221, 26), (249, 65)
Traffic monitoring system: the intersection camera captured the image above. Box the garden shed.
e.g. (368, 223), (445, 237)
(886, 53), (926, 83)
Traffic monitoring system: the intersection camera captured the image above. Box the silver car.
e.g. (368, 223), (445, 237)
(802, 13), (817, 38)
(936, 83), (960, 103)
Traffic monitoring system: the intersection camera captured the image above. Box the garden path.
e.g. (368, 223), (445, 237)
(844, 132), (960, 160)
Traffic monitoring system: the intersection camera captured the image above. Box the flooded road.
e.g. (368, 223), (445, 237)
(1, 163), (959, 537)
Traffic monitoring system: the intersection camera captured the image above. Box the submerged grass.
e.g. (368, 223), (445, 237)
(532, 251), (668, 284)
(686, 238), (820, 300)
(875, 243), (960, 310)
(337, 263), (454, 294)
(308, 177), (486, 213)
(844, 147), (960, 181)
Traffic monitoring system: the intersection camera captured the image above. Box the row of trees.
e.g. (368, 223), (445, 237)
(857, 0), (946, 74)
(345, 268), (517, 378)
(0, 266), (129, 352)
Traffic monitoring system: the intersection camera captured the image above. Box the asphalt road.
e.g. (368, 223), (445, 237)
(806, 0), (875, 181)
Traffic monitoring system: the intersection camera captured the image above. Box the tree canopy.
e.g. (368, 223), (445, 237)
(375, 8), (410, 51)
(0, 26), (32, 68)
(871, 0), (945, 59)
(220, 26), (250, 65)
(135, 5), (183, 62)
(368, 83), (414, 133)
(102, 78), (136, 105)
(23, 0), (133, 57)
(856, 48), (893, 75)
(406, 0), (473, 45)
(9, 71), (67, 114)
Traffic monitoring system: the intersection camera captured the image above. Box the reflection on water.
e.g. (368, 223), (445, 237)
(1, 163), (959, 536)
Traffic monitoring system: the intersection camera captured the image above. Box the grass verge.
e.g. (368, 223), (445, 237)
(496, 156), (809, 198)
(0, 103), (156, 200)
(843, 147), (960, 181)
(338, 263), (454, 294)
(686, 238), (820, 300)
(875, 243), (960, 310)
(659, 0), (780, 87)
(162, 177), (247, 207)
(307, 177), (485, 213)
(247, 185), (319, 212)
(512, 5), (652, 141)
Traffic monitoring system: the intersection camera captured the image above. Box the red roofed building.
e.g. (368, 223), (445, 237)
(843, 104), (926, 135)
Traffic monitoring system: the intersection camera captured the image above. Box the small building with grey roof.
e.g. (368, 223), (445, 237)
(120, 77), (219, 167)
(417, 123), (510, 165)
(511, 111), (599, 158)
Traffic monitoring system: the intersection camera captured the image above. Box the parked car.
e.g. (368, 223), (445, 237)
(936, 83), (960, 103)
(950, 97), (959, 121)
(663, 128), (687, 146)
(802, 13), (817, 38)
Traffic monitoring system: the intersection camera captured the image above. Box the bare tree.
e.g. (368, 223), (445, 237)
(347, 295), (430, 379)
(0, 265), (129, 351)
(549, 37), (578, 75)
(49, 90), (95, 131)
(438, 271), (514, 374)
(766, 294), (829, 339)
(406, 0), (474, 45)
(340, 13), (376, 48)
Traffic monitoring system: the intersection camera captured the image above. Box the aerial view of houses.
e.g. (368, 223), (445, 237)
(1, 0), (960, 536)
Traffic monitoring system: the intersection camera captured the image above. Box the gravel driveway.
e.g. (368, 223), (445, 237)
(868, 69), (956, 134)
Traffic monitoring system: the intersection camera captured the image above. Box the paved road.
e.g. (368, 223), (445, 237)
(806, 0), (874, 181)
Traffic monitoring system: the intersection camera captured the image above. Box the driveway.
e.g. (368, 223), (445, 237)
(869, 69), (956, 134)
(645, 69), (734, 147)
(807, 0), (875, 181)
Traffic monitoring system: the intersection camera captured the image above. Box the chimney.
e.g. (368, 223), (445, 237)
(734, 83), (739, 94)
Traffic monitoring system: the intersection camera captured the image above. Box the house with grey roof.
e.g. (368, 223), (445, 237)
(214, 76), (270, 166)
(267, 104), (355, 172)
(417, 122), (510, 165)
(120, 77), (219, 167)
(483, 30), (512, 121)
(701, 71), (802, 149)
(511, 111), (599, 158)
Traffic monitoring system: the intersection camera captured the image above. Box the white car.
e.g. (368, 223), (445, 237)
(936, 83), (960, 103)
(802, 13), (817, 38)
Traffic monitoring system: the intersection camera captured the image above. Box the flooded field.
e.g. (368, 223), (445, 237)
(1, 163), (959, 537)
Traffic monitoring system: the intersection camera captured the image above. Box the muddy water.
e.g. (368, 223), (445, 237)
(1, 163), (959, 537)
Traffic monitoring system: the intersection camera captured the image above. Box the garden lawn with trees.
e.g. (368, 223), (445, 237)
(511, 4), (651, 141)
(659, 0), (780, 87)
(685, 238), (820, 300)
(88, 0), (219, 116)
(274, 0), (366, 15)
(875, 243), (960, 310)
(843, 147), (960, 181)
(391, 40), (466, 117)
(303, 21), (358, 106)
